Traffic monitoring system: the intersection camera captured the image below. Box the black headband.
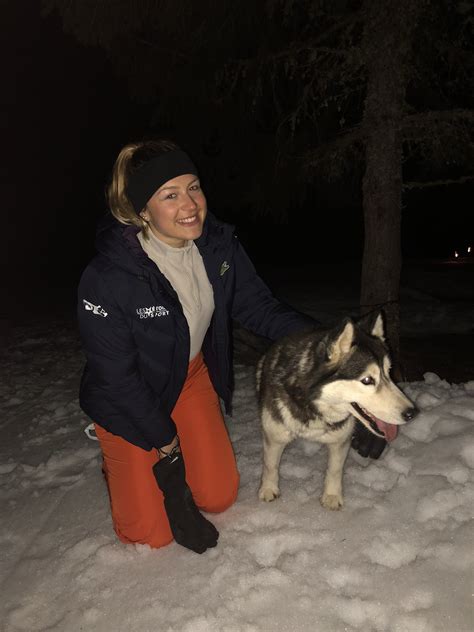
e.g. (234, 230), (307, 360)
(126, 150), (198, 213)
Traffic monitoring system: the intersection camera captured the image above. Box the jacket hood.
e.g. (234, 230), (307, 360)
(95, 213), (148, 277)
(95, 211), (235, 276)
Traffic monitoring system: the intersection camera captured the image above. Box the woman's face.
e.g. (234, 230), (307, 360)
(141, 174), (207, 248)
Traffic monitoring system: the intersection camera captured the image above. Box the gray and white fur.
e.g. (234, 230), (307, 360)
(257, 312), (418, 510)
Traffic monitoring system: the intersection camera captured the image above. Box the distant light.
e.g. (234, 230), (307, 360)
(454, 251), (459, 258)
(468, 246), (472, 254)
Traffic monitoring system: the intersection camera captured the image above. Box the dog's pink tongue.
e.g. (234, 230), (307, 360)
(374, 418), (398, 442)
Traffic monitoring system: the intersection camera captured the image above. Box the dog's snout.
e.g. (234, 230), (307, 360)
(402, 406), (419, 422)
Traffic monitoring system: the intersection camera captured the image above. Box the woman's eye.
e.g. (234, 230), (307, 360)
(165, 193), (177, 200)
(361, 376), (375, 385)
(189, 184), (200, 191)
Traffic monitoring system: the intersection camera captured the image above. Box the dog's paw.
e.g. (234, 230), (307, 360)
(320, 493), (343, 510)
(258, 485), (280, 502)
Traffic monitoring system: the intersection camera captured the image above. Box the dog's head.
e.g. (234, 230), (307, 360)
(313, 312), (418, 441)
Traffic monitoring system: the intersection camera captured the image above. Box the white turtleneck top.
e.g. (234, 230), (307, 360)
(138, 230), (215, 360)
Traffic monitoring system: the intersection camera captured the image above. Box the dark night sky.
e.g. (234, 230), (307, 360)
(3, 5), (472, 317)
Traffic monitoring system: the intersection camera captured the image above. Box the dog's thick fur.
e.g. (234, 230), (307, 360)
(257, 312), (418, 510)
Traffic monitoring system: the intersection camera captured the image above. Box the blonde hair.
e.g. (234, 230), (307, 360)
(107, 139), (180, 236)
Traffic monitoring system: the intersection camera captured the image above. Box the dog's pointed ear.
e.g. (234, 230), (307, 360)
(325, 319), (355, 362)
(371, 312), (385, 341)
(358, 310), (385, 342)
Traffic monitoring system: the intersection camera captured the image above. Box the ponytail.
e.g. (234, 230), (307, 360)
(107, 143), (147, 231)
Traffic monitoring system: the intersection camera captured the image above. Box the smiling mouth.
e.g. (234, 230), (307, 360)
(177, 215), (199, 225)
(351, 402), (398, 442)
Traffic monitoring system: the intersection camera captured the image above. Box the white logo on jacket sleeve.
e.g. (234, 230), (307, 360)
(83, 299), (108, 318)
(136, 305), (170, 319)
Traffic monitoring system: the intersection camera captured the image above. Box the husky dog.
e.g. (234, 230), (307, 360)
(257, 313), (418, 510)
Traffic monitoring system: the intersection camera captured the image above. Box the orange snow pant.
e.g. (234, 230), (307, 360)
(95, 352), (239, 549)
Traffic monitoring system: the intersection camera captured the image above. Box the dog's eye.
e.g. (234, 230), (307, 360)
(361, 376), (375, 385)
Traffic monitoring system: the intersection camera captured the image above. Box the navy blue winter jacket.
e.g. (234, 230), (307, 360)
(78, 212), (313, 451)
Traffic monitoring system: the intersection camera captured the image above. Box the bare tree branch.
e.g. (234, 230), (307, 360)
(135, 38), (193, 62)
(228, 11), (361, 69)
(402, 108), (474, 133)
(403, 175), (474, 190)
(302, 125), (363, 166)
(301, 106), (474, 168)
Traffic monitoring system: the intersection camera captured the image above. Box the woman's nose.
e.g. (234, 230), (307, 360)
(183, 193), (198, 210)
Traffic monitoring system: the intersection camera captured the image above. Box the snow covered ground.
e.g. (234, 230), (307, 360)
(1, 266), (473, 632)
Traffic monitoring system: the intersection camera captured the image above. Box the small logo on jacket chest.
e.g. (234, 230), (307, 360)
(136, 305), (170, 319)
(220, 261), (230, 276)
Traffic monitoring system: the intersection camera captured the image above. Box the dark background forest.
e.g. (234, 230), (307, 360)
(3, 1), (473, 363)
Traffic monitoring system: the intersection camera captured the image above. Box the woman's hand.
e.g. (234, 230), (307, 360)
(158, 435), (180, 457)
(351, 423), (387, 459)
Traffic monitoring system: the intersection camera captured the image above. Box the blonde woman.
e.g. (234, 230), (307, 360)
(78, 139), (314, 553)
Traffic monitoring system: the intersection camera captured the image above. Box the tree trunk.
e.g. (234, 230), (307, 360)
(361, 0), (423, 372)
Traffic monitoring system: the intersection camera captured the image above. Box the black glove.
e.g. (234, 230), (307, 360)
(153, 448), (219, 554)
(351, 423), (387, 459)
